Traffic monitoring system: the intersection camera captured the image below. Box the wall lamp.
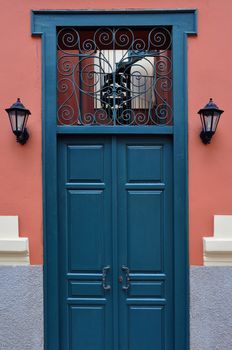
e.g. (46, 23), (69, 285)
(198, 98), (224, 145)
(5, 98), (31, 145)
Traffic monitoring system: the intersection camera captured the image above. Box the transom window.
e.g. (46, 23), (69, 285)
(57, 26), (172, 126)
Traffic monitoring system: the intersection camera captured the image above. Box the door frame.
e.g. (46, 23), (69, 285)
(31, 9), (197, 350)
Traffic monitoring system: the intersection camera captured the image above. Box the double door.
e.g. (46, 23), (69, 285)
(58, 135), (173, 350)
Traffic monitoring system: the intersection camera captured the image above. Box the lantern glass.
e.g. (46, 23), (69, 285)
(8, 110), (28, 135)
(203, 114), (212, 132)
(8, 110), (16, 132)
(9, 110), (29, 135)
(201, 111), (220, 133)
(17, 110), (28, 132)
(212, 112), (220, 132)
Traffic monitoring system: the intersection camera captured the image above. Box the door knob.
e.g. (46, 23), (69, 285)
(102, 266), (111, 291)
(121, 265), (130, 290)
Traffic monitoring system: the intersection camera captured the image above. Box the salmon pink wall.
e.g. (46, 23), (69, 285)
(0, 0), (232, 265)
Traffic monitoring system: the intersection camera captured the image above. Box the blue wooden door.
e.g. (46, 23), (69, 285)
(58, 136), (113, 350)
(117, 136), (173, 350)
(58, 134), (173, 350)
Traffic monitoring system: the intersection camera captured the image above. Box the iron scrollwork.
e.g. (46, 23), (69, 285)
(57, 26), (173, 126)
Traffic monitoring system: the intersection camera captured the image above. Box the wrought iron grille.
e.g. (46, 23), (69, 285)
(57, 26), (172, 126)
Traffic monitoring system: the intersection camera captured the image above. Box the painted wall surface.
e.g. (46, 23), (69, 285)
(0, 0), (232, 265)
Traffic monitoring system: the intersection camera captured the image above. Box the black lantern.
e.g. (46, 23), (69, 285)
(198, 98), (224, 144)
(5, 98), (31, 145)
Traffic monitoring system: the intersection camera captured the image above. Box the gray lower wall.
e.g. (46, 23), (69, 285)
(0, 266), (232, 350)
(0, 266), (43, 350)
(190, 266), (232, 350)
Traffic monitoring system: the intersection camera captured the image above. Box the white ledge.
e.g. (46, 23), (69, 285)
(0, 216), (30, 265)
(204, 237), (232, 253)
(203, 216), (232, 266)
(0, 238), (28, 253)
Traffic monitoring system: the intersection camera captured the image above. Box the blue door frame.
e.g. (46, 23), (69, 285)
(31, 9), (197, 350)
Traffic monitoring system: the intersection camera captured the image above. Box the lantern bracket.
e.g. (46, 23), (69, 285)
(200, 130), (214, 145)
(16, 128), (29, 145)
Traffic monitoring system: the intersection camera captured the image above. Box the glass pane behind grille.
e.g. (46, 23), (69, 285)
(57, 27), (172, 126)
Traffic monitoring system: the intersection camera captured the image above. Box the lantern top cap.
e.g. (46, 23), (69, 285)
(5, 98), (31, 115)
(198, 98), (224, 115)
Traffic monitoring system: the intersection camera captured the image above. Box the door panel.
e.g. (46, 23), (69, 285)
(128, 306), (163, 350)
(58, 135), (173, 350)
(67, 145), (104, 183)
(127, 190), (163, 271)
(127, 145), (163, 182)
(70, 306), (105, 350)
(117, 136), (173, 350)
(68, 190), (105, 271)
(58, 136), (113, 350)
(129, 281), (164, 297)
(69, 281), (104, 298)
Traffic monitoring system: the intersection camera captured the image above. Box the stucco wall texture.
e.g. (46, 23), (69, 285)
(0, 266), (43, 350)
(190, 267), (232, 350)
(0, 2), (232, 264)
(0, 266), (232, 350)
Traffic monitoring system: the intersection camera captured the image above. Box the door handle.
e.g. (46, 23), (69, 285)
(121, 265), (130, 291)
(102, 266), (111, 291)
